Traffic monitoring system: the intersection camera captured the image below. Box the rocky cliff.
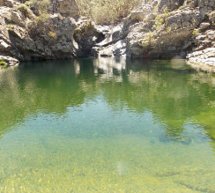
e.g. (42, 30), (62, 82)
(94, 0), (215, 72)
(0, 0), (214, 72)
(0, 0), (103, 65)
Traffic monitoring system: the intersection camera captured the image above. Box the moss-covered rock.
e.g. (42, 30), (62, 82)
(0, 55), (19, 68)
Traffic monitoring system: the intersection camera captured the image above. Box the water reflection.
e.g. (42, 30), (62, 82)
(0, 58), (215, 142)
(0, 58), (215, 192)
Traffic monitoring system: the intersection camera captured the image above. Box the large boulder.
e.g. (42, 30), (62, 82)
(126, 8), (201, 58)
(0, 1), (79, 61)
(10, 14), (77, 60)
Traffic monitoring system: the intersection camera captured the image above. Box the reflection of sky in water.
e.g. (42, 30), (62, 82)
(0, 59), (215, 192)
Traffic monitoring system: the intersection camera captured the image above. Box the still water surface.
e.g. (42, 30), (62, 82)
(0, 58), (215, 193)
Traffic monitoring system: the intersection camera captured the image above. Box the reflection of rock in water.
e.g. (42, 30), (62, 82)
(74, 61), (80, 75)
(93, 56), (126, 75)
(116, 161), (128, 176)
(190, 71), (215, 88)
(170, 58), (188, 70)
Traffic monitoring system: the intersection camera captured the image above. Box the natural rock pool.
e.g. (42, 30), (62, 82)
(0, 58), (215, 193)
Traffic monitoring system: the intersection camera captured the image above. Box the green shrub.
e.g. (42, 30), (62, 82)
(48, 31), (57, 40)
(17, 4), (29, 17)
(154, 10), (169, 31)
(25, 0), (50, 15)
(0, 60), (9, 68)
(140, 32), (155, 48)
(16, 2), (36, 19)
(36, 13), (49, 23)
(77, 0), (141, 24)
(192, 29), (200, 37)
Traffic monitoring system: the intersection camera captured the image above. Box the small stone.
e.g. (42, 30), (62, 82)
(196, 35), (206, 40)
(199, 22), (210, 31)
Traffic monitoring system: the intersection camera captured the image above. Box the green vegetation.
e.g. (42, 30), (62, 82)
(155, 14), (165, 30)
(25, 0), (50, 15)
(17, 3), (29, 17)
(22, 0), (50, 22)
(16, 3), (35, 19)
(74, 21), (95, 40)
(77, 0), (140, 24)
(154, 10), (169, 31)
(48, 31), (57, 40)
(35, 12), (49, 23)
(192, 28), (200, 37)
(140, 32), (155, 48)
(0, 60), (8, 69)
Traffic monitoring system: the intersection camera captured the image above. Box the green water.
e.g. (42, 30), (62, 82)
(0, 58), (215, 193)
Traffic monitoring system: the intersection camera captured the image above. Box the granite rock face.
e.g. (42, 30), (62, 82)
(0, 0), (104, 61)
(0, 4), (77, 60)
(185, 0), (215, 71)
(0, 0), (215, 72)
(126, 8), (202, 58)
(96, 0), (215, 71)
(187, 26), (215, 72)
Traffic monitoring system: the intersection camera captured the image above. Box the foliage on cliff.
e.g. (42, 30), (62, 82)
(77, 0), (140, 24)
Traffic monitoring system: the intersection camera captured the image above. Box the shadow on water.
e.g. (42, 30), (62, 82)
(0, 58), (215, 144)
